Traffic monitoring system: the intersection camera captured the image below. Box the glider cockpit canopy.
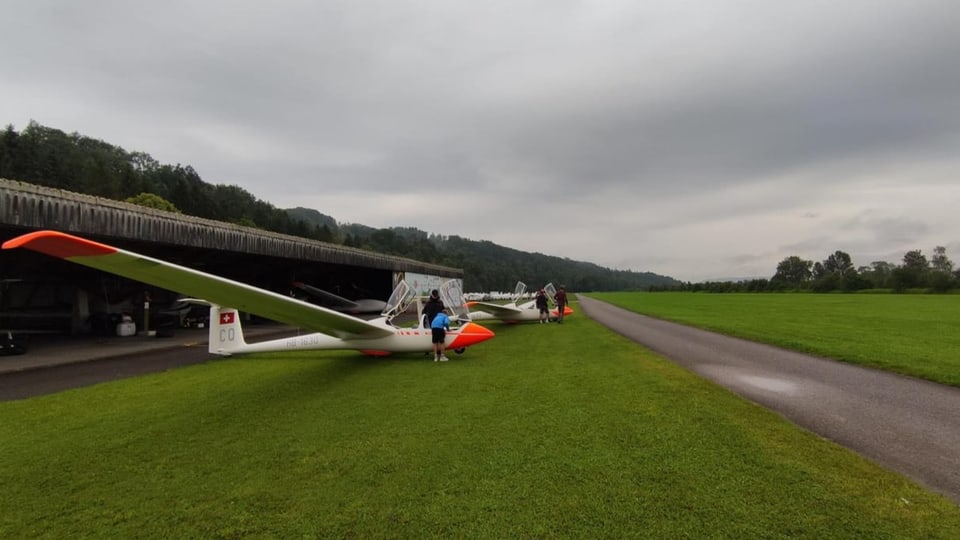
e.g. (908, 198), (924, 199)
(381, 280), (416, 322)
(542, 282), (558, 307)
(438, 279), (470, 323)
(511, 281), (527, 304)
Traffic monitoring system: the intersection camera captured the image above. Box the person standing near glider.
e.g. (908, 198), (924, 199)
(423, 289), (444, 327)
(554, 286), (568, 324)
(535, 288), (549, 324)
(431, 307), (451, 362)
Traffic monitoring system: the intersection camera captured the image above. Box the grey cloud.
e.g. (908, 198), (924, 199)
(840, 212), (931, 246)
(2, 1), (960, 281)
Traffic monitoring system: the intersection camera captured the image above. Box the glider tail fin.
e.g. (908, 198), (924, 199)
(208, 305), (249, 356)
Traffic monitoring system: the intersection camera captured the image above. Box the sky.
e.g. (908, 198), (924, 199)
(2, 1), (959, 282)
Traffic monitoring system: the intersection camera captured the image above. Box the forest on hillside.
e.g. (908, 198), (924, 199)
(0, 121), (678, 292)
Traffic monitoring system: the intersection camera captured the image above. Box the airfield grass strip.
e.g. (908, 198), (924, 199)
(586, 292), (960, 387)
(1, 302), (959, 538)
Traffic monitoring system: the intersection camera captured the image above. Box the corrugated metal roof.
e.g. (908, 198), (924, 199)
(0, 178), (461, 277)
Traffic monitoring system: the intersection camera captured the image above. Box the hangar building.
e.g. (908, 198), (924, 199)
(0, 178), (462, 336)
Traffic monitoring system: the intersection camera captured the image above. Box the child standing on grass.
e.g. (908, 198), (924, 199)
(431, 307), (451, 362)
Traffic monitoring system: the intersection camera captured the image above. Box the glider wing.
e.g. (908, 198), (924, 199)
(468, 302), (524, 318)
(291, 282), (359, 309)
(2, 230), (393, 340)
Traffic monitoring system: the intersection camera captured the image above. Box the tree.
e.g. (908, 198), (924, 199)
(129, 151), (159, 174)
(125, 192), (180, 213)
(891, 250), (929, 291)
(811, 250), (865, 292)
(902, 250), (928, 272)
(931, 246), (953, 274)
(929, 246), (956, 293)
(862, 261), (895, 289)
(772, 256), (813, 288)
(824, 250), (854, 275)
(0, 124), (18, 178)
(315, 224), (334, 243)
(812, 261), (827, 281)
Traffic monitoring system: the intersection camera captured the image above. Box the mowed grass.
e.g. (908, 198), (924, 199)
(588, 292), (960, 387)
(2, 303), (959, 538)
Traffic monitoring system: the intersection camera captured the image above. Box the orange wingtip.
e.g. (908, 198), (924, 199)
(2, 230), (117, 259)
(449, 322), (495, 349)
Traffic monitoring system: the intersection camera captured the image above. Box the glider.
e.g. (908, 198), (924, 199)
(2, 230), (494, 357)
(468, 281), (573, 323)
(290, 281), (387, 315)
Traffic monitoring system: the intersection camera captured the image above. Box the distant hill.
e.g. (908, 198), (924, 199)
(283, 209), (679, 292)
(285, 207), (338, 231)
(432, 234), (679, 292)
(0, 120), (678, 291)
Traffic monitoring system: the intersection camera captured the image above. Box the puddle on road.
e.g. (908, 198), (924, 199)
(698, 365), (802, 397)
(736, 374), (797, 395)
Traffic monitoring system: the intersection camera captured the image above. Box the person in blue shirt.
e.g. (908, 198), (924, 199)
(430, 307), (451, 362)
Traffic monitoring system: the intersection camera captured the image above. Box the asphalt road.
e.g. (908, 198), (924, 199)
(577, 294), (960, 504)
(0, 345), (217, 401)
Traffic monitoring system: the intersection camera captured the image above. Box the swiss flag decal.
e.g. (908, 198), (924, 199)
(220, 312), (235, 325)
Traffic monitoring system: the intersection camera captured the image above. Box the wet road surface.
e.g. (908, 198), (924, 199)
(578, 295), (960, 504)
(0, 343), (216, 401)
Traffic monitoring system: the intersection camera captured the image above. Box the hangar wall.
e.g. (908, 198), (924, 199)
(1, 178), (461, 335)
(0, 178), (461, 277)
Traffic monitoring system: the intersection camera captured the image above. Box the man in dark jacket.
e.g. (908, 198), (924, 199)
(554, 286), (568, 324)
(422, 289), (444, 328)
(535, 289), (549, 324)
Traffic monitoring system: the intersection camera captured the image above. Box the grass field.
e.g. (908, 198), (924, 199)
(2, 302), (959, 538)
(587, 292), (960, 387)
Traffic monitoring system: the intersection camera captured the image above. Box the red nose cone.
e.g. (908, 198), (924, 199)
(449, 322), (495, 349)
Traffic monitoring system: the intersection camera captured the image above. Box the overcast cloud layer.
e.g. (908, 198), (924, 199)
(3, 1), (959, 282)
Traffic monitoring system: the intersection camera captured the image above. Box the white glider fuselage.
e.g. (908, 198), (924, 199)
(467, 282), (574, 323)
(209, 305), (492, 357)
